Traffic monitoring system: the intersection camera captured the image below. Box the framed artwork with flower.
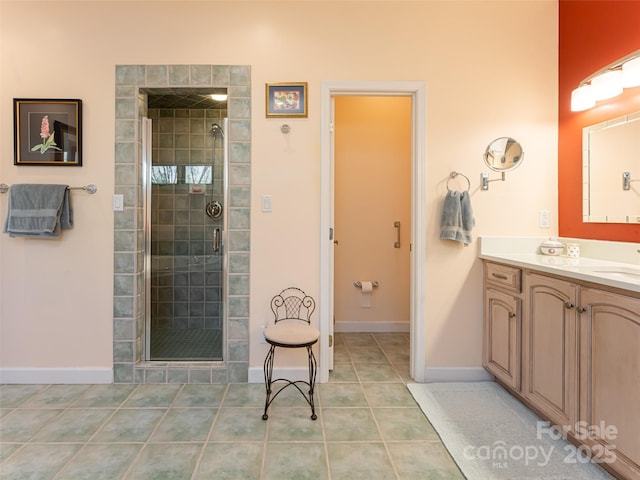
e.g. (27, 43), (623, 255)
(13, 98), (82, 166)
(265, 83), (307, 118)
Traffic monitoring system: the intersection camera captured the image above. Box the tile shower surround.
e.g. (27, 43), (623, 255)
(114, 65), (251, 384)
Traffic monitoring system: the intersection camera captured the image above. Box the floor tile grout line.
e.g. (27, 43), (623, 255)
(48, 384), (142, 480)
(190, 383), (229, 480)
(0, 384), (47, 410)
(259, 402), (270, 480)
(316, 375), (332, 480)
(324, 331), (408, 479)
(374, 332), (410, 479)
(360, 373), (402, 480)
(120, 383), (187, 480)
(9, 386), (87, 446)
(0, 386), (87, 471)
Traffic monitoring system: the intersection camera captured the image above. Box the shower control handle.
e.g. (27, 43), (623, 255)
(213, 228), (221, 253)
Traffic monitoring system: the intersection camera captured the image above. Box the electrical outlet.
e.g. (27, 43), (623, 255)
(262, 195), (272, 213)
(539, 210), (550, 228)
(260, 325), (267, 344)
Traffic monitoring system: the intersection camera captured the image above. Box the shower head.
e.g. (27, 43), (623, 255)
(211, 123), (224, 139)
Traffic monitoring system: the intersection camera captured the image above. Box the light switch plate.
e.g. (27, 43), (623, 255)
(539, 210), (550, 228)
(113, 194), (124, 212)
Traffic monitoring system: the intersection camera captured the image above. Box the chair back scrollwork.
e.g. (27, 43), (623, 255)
(270, 287), (315, 325)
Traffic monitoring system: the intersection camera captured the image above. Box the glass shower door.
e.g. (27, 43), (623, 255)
(143, 113), (226, 361)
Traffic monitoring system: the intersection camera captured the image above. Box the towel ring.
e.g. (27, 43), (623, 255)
(446, 171), (471, 192)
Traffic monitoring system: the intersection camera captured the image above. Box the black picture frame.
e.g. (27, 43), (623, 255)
(13, 98), (82, 166)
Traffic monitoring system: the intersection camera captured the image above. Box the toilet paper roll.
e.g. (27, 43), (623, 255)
(360, 281), (373, 293)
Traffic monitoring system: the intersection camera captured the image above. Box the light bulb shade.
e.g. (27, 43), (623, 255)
(591, 70), (623, 100)
(622, 56), (640, 88)
(571, 84), (595, 111)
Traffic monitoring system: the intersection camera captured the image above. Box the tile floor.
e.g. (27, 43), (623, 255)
(0, 332), (464, 479)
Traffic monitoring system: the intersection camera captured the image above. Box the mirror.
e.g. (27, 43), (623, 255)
(483, 137), (524, 171)
(481, 137), (524, 190)
(583, 111), (640, 223)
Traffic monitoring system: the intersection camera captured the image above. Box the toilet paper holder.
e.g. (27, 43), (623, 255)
(354, 280), (379, 288)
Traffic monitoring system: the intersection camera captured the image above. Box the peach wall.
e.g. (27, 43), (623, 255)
(334, 96), (411, 328)
(0, 1), (558, 378)
(558, 0), (640, 241)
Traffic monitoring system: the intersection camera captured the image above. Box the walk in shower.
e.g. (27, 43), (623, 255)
(143, 91), (228, 361)
(113, 64), (251, 383)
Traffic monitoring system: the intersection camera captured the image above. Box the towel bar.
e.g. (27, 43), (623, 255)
(0, 183), (97, 194)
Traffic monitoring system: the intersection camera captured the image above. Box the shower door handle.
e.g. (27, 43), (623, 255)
(213, 228), (221, 253)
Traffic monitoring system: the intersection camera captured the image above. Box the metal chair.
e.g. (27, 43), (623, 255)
(262, 287), (320, 420)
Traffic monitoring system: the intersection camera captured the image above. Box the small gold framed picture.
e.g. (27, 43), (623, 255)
(265, 82), (308, 118)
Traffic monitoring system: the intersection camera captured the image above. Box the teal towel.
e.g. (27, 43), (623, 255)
(440, 190), (474, 245)
(3, 184), (72, 238)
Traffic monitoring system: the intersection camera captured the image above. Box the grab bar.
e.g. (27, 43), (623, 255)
(393, 221), (401, 248)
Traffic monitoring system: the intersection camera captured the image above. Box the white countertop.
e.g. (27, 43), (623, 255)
(479, 237), (640, 294)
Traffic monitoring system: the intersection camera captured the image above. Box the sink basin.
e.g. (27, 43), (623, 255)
(585, 267), (640, 280)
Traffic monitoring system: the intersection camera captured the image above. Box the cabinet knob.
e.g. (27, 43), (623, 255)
(577, 306), (586, 313)
(509, 312), (517, 318)
(565, 302), (575, 309)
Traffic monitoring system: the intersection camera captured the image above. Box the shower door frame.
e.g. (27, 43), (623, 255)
(142, 115), (229, 362)
(113, 65), (251, 384)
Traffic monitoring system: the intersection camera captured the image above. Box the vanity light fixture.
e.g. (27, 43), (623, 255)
(622, 56), (640, 88)
(210, 93), (228, 101)
(571, 84), (595, 111)
(571, 49), (640, 112)
(591, 70), (623, 101)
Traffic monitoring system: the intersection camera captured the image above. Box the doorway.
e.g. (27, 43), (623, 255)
(333, 95), (412, 380)
(333, 96), (411, 331)
(320, 81), (427, 383)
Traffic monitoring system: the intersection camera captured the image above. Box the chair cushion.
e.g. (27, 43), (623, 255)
(264, 321), (320, 346)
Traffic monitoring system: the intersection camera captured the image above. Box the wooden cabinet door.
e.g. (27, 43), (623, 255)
(523, 273), (578, 430)
(484, 288), (521, 390)
(579, 287), (640, 480)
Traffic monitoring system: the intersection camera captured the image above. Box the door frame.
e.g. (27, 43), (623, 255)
(319, 80), (427, 383)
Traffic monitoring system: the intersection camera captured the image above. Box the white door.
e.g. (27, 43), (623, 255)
(320, 81), (427, 383)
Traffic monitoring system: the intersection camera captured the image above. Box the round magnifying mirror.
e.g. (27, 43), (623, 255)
(483, 137), (524, 172)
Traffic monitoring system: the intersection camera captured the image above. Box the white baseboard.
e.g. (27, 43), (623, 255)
(248, 366), (310, 384)
(424, 366), (493, 383)
(0, 368), (113, 384)
(334, 321), (410, 333)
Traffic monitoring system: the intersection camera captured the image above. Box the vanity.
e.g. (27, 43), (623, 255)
(480, 237), (640, 480)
